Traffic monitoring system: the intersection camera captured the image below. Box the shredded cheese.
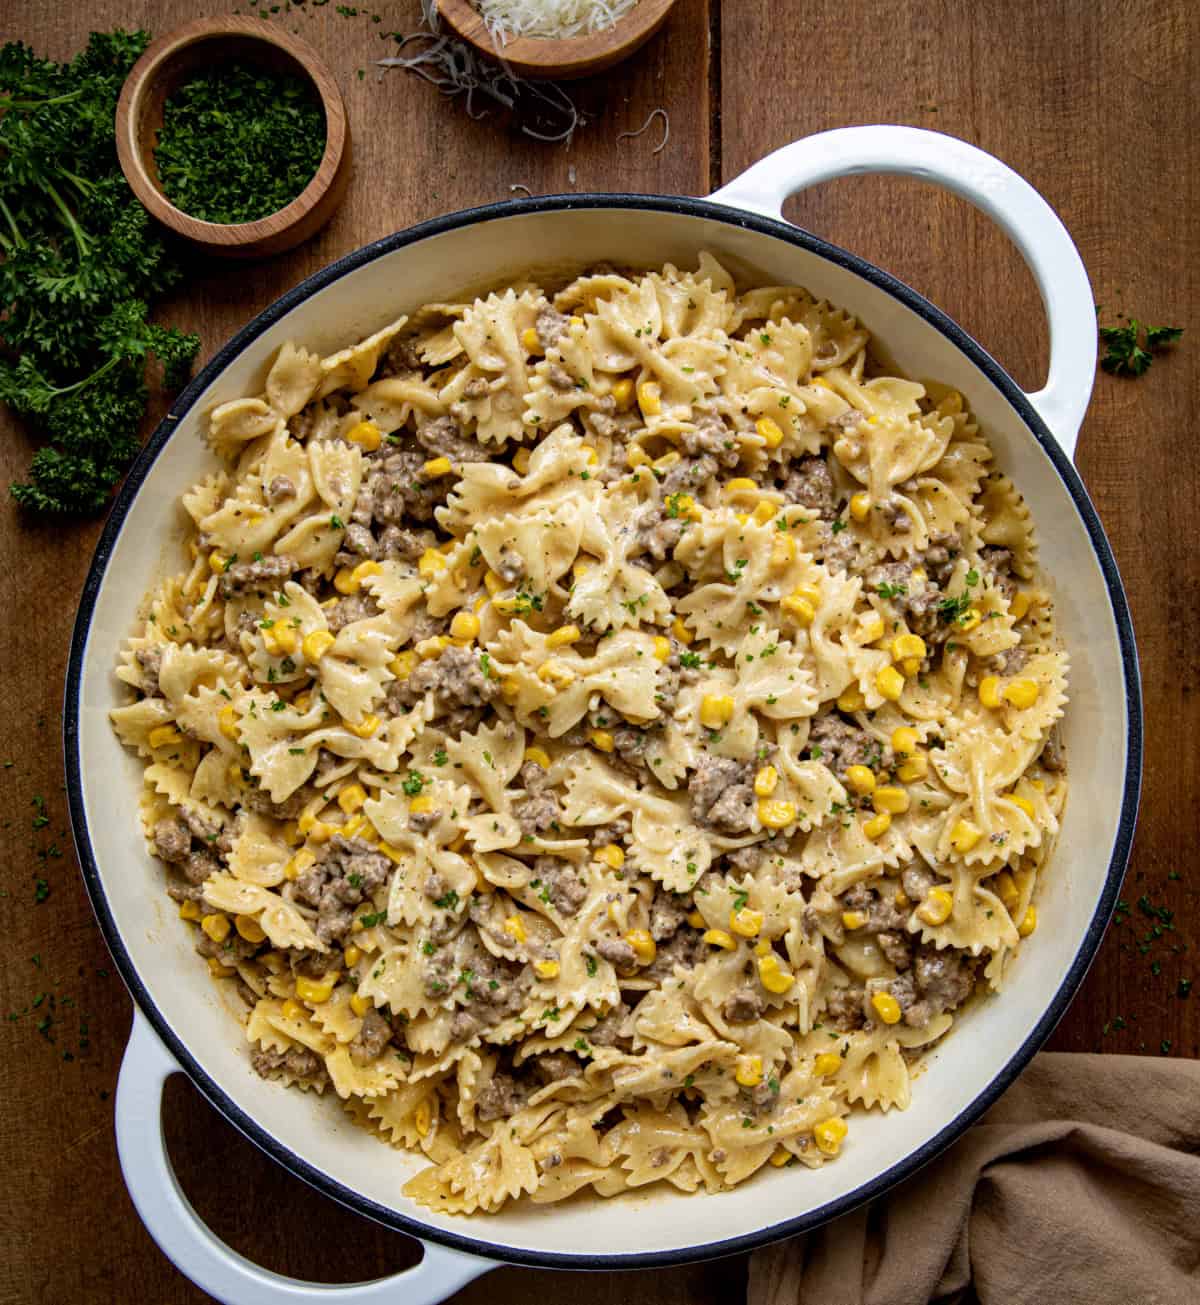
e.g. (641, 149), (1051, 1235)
(477, 0), (640, 43)
(378, 1), (582, 143)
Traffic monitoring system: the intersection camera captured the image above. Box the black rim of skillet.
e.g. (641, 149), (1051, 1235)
(63, 193), (1143, 1272)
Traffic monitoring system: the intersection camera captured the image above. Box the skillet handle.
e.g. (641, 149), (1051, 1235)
(115, 1010), (494, 1305)
(710, 126), (1096, 461)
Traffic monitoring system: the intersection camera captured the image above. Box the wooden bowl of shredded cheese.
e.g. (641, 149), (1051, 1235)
(436, 0), (678, 80)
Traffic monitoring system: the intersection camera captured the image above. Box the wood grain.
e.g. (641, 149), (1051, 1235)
(0, 1), (1196, 1302)
(436, 0), (678, 80)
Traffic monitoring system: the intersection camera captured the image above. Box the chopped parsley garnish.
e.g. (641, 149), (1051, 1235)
(402, 771), (426, 796)
(679, 652), (703, 669)
(360, 910), (387, 928)
(432, 748), (448, 767)
(877, 581), (907, 599)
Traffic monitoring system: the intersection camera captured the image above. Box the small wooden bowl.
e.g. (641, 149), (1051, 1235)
(116, 17), (351, 259)
(436, 0), (678, 80)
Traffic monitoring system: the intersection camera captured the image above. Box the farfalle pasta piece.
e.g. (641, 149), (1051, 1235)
(202, 874), (325, 952)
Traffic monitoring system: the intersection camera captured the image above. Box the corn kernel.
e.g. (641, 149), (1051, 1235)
(876, 665), (905, 701)
(1018, 905), (1038, 937)
(891, 633), (926, 662)
(350, 993), (371, 1018)
(949, 819), (982, 854)
(671, 617), (693, 644)
(625, 929), (657, 964)
(735, 1054), (764, 1087)
(307, 818), (335, 844)
(178, 900), (202, 921)
(208, 551), (230, 575)
(755, 416), (784, 449)
(483, 570), (505, 595)
(845, 765), (876, 795)
(546, 625), (582, 649)
(415, 636), (447, 659)
(1010, 590), (1033, 622)
(409, 795), (435, 816)
(338, 783), (367, 814)
(285, 848), (316, 881)
(863, 811), (892, 839)
(333, 567), (358, 596)
(750, 500), (777, 527)
(917, 887), (954, 926)
(588, 729), (615, 753)
(904, 658), (922, 679)
(148, 724), (183, 750)
(652, 635), (672, 662)
(1010, 794), (1036, 819)
(626, 445), (651, 467)
(341, 814), (366, 839)
(1003, 679), (1040, 710)
(686, 911), (706, 930)
(956, 607), (982, 633)
(419, 549), (448, 579)
(873, 786), (910, 815)
(503, 915), (528, 944)
(611, 378), (634, 410)
(346, 420), (382, 452)
(200, 913), (230, 943)
(534, 959), (561, 980)
(281, 998), (304, 1021)
(725, 477), (758, 495)
(700, 694), (735, 728)
(637, 381), (662, 416)
(449, 610), (480, 641)
(814, 1052), (842, 1077)
(302, 630), (336, 663)
(849, 492), (871, 521)
(871, 991), (902, 1024)
(388, 650), (417, 682)
(343, 945), (362, 968)
(296, 974), (338, 1004)
(703, 929), (736, 950)
(521, 326), (540, 352)
(207, 958), (236, 979)
(537, 659), (576, 690)
(227, 760), (245, 788)
(897, 754), (929, 782)
(414, 1100), (432, 1137)
(782, 590), (816, 623)
(757, 799), (796, 830)
(758, 954), (795, 993)
(523, 748), (552, 773)
(837, 684), (865, 713)
(770, 1147), (791, 1167)
(979, 675), (1003, 709)
(345, 714), (380, 738)
(578, 444), (599, 468)
(891, 726), (919, 755)
(859, 613), (885, 644)
(730, 906), (764, 937)
(754, 765), (779, 797)
(595, 843), (625, 870)
(218, 704), (240, 742)
(263, 622), (298, 656)
(813, 1116), (848, 1156)
(232, 914), (265, 944)
(500, 675), (520, 701)
(841, 910), (866, 931)
(994, 871), (1020, 913)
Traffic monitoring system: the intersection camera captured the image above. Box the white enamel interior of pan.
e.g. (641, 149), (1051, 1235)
(76, 203), (1128, 1259)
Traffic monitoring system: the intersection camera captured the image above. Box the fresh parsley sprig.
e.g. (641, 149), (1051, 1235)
(1098, 318), (1183, 378)
(0, 31), (199, 513)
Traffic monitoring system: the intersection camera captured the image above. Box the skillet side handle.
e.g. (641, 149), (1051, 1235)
(711, 126), (1096, 462)
(115, 1009), (494, 1305)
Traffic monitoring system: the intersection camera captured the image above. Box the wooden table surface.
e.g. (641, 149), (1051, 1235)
(1, 2), (1196, 1301)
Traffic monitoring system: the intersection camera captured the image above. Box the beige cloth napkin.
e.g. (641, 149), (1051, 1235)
(749, 1054), (1200, 1305)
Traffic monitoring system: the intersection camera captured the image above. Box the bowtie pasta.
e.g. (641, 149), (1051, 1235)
(111, 255), (1067, 1214)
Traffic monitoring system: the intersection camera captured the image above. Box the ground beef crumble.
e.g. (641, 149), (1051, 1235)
(293, 835), (390, 947)
(688, 754), (755, 833)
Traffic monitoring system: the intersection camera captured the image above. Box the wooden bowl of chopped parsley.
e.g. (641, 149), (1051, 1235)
(115, 16), (351, 257)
